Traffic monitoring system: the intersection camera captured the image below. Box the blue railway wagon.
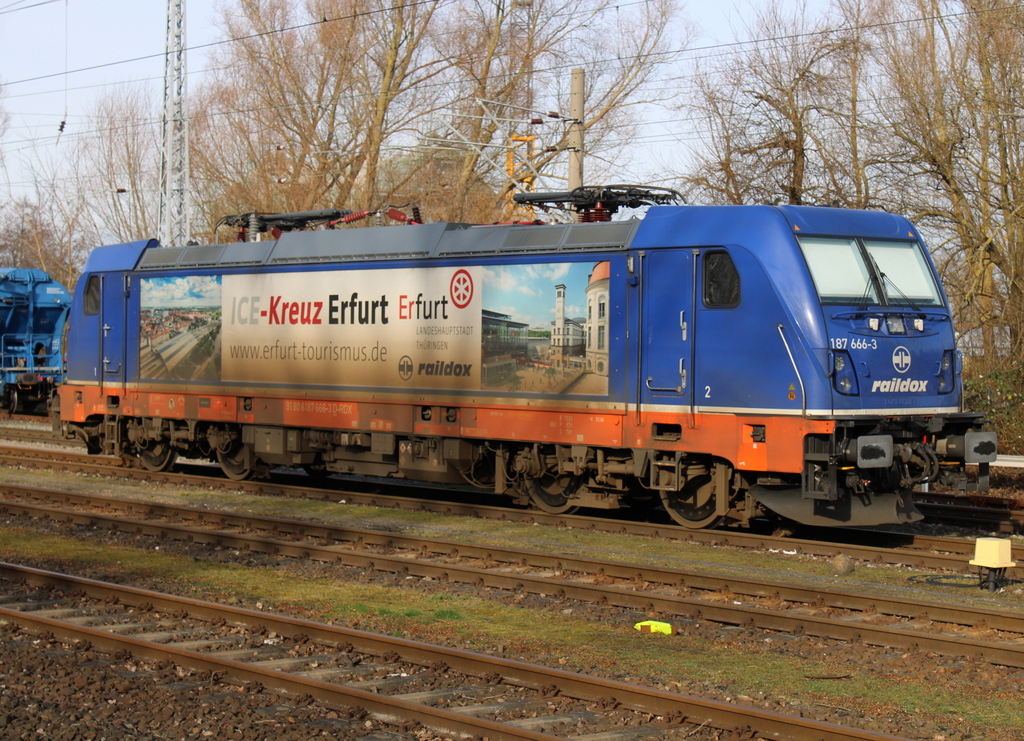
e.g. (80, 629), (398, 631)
(0, 267), (70, 412)
(57, 204), (996, 528)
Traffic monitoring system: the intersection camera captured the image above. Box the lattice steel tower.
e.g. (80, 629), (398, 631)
(158, 0), (191, 247)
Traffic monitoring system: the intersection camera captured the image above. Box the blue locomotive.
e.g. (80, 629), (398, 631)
(1, 267), (70, 413)
(56, 189), (996, 528)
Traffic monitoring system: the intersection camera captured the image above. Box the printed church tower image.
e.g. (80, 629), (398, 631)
(550, 283), (584, 367)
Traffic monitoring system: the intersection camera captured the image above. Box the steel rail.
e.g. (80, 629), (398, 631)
(0, 562), (910, 741)
(3, 490), (1024, 669)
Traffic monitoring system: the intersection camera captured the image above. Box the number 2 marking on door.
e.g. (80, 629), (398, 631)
(704, 386), (711, 398)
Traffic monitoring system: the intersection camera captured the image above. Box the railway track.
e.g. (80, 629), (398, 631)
(0, 439), (1020, 572)
(1, 427), (1021, 738)
(912, 491), (1024, 533)
(2, 483), (1023, 671)
(0, 425), (79, 448)
(0, 561), (910, 741)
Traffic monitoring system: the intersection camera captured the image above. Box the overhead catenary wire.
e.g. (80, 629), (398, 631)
(1, 0), (1021, 198)
(0, 0), (60, 16)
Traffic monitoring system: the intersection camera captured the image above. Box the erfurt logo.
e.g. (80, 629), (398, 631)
(871, 378), (929, 393)
(418, 360), (473, 377)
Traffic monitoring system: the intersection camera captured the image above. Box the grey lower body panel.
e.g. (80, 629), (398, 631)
(750, 485), (923, 527)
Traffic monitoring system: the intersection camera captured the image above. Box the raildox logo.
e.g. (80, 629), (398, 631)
(892, 346), (912, 374)
(398, 356), (414, 381)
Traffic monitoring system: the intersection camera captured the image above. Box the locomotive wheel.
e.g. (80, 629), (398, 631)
(138, 442), (178, 472)
(217, 444), (256, 481)
(528, 473), (581, 515)
(659, 462), (728, 529)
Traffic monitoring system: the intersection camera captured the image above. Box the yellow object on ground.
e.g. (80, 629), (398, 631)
(634, 620), (673, 635)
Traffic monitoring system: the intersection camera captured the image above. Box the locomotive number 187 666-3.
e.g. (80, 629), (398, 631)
(830, 337), (877, 350)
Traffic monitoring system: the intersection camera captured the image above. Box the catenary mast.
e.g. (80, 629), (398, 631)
(158, 0), (191, 247)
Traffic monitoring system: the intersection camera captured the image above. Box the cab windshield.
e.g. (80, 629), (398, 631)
(797, 236), (944, 308)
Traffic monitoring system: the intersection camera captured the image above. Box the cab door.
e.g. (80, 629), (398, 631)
(639, 249), (695, 411)
(99, 273), (128, 392)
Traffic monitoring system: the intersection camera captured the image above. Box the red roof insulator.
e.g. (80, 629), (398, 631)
(339, 211), (370, 224)
(590, 202), (611, 222)
(386, 207), (408, 222)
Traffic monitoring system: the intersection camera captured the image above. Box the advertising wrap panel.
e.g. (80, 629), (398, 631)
(140, 260), (610, 396)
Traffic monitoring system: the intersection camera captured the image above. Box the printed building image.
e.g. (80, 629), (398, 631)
(585, 262), (610, 376)
(481, 309), (529, 387)
(479, 261), (608, 396)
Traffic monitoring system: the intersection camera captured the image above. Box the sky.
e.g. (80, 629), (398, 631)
(0, 0), (832, 198)
(0, 0), (222, 192)
(483, 260), (592, 328)
(141, 274), (222, 309)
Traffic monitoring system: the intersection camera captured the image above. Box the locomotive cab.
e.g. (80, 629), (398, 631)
(745, 210), (995, 526)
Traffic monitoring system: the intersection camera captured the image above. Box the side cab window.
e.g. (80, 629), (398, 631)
(703, 250), (740, 308)
(84, 275), (101, 316)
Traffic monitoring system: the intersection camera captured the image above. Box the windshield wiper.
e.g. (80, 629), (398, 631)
(868, 254), (921, 311)
(855, 273), (876, 310)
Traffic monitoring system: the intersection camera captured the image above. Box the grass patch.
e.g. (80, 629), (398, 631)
(430, 609), (463, 621)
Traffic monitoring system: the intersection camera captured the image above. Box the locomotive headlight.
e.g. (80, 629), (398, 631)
(936, 350), (956, 395)
(868, 317), (880, 331)
(831, 350), (859, 395)
(914, 318), (925, 332)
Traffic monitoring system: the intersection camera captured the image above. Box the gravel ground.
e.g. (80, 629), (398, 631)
(0, 626), (433, 741)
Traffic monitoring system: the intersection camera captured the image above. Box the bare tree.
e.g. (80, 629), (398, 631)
(0, 186), (91, 290)
(679, 1), (876, 207)
(0, 101), (97, 287)
(425, 0), (686, 222)
(191, 0), (448, 232)
(875, 0), (1024, 365)
(189, 0), (685, 228)
(81, 86), (161, 244)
